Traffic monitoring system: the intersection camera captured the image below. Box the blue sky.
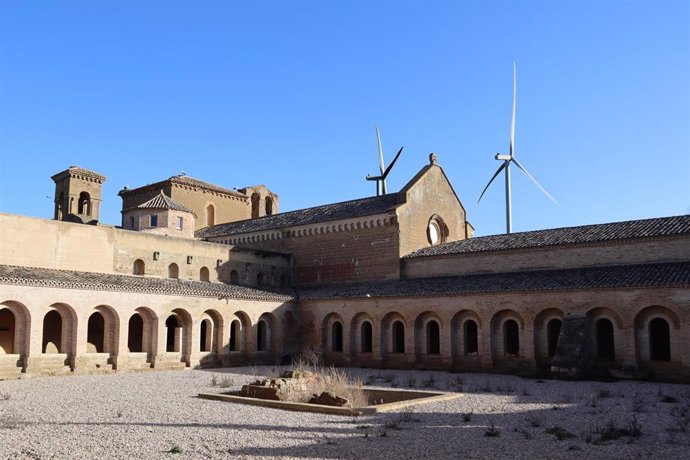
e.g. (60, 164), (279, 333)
(1, 0), (688, 236)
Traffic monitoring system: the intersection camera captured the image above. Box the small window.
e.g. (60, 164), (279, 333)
(176, 216), (183, 230)
(129, 216), (135, 229)
(150, 214), (158, 227)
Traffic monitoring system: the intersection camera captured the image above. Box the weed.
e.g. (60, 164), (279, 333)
(0, 413), (24, 430)
(526, 414), (542, 428)
(484, 420), (500, 437)
(116, 409), (124, 418)
(0, 391), (10, 401)
(632, 393), (645, 413)
(383, 373), (395, 384)
(462, 412), (472, 422)
(384, 419), (402, 431)
(594, 416), (642, 443)
(522, 386), (530, 396)
(405, 377), (417, 388)
(210, 375), (218, 386)
(422, 374), (436, 388)
(169, 446), (183, 454)
(660, 394), (679, 404)
(398, 411), (420, 423)
(596, 389), (612, 399)
(545, 426), (576, 441)
(514, 427), (532, 439)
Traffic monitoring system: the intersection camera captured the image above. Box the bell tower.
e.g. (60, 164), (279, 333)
(51, 166), (106, 224)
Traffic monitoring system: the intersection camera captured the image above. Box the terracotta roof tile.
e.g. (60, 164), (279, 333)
(136, 191), (196, 215)
(406, 215), (690, 258)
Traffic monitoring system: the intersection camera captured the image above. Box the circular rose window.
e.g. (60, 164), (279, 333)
(427, 216), (447, 246)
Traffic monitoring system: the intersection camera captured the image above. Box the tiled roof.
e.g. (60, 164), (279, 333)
(0, 265), (293, 302)
(298, 262), (690, 300)
(169, 175), (246, 198)
(196, 194), (400, 238)
(406, 215), (690, 258)
(51, 166), (106, 183)
(136, 191), (196, 215)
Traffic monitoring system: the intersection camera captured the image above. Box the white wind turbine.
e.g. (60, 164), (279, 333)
(478, 63), (558, 234)
(366, 125), (403, 196)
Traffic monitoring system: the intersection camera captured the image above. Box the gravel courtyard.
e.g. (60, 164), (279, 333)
(0, 367), (689, 459)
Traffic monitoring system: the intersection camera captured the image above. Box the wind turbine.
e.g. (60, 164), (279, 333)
(366, 125), (403, 196)
(478, 63), (558, 234)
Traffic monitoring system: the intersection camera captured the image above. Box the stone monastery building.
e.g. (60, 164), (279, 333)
(1, 155), (689, 381)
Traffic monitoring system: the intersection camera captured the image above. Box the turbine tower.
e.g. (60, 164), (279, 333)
(478, 63), (558, 234)
(366, 125), (403, 196)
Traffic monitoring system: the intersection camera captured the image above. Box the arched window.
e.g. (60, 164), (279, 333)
(251, 193), (260, 218)
(392, 321), (405, 353)
(133, 259), (145, 276)
(427, 215), (448, 246)
(229, 320), (240, 352)
(504, 320), (519, 355)
(199, 266), (210, 282)
(464, 320), (478, 355)
(87, 312), (105, 353)
(206, 204), (215, 227)
(547, 319), (562, 357)
(257, 320), (268, 351)
(265, 196), (274, 216)
(127, 313), (144, 352)
(596, 318), (615, 361)
(78, 192), (91, 216)
(426, 320), (440, 354)
(200, 319), (212, 352)
(331, 322), (343, 352)
(230, 270), (239, 284)
(256, 272), (264, 286)
(168, 263), (179, 279)
(649, 318), (671, 361)
(42, 310), (63, 353)
(361, 321), (373, 353)
(0, 309), (16, 354)
(165, 315), (180, 352)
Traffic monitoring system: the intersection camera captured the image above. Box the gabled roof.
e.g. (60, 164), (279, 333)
(298, 261), (690, 300)
(119, 175), (246, 199)
(406, 215), (690, 258)
(196, 194), (400, 238)
(0, 265), (293, 302)
(51, 166), (106, 183)
(134, 191), (196, 216)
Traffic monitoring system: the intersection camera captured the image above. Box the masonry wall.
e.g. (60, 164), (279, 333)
(402, 236), (690, 279)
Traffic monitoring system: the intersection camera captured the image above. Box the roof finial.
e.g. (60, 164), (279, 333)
(429, 152), (438, 165)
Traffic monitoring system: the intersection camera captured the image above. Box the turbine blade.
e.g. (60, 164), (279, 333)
(376, 125), (385, 174)
(511, 158), (560, 205)
(510, 62), (516, 158)
(382, 179), (387, 194)
(477, 162), (507, 204)
(382, 147), (404, 178)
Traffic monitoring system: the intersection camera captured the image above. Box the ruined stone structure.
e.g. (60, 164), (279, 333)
(1, 155), (688, 381)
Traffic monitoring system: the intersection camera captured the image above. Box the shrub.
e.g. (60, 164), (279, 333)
(484, 421), (500, 437)
(545, 426), (576, 441)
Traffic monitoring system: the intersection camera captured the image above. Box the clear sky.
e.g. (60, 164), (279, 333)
(1, 0), (688, 236)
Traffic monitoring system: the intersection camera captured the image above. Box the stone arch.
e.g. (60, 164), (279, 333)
(168, 263), (179, 279)
(251, 193), (260, 219)
(78, 191), (91, 215)
(42, 303), (78, 355)
(451, 310), (482, 360)
(133, 259), (145, 276)
(490, 309), (524, 359)
(381, 312), (407, 356)
(350, 312), (375, 355)
(0, 301), (31, 359)
(230, 270), (239, 284)
(230, 311), (251, 353)
(634, 305), (680, 362)
(265, 196), (274, 216)
(200, 309), (223, 354)
(414, 311), (443, 357)
(321, 313), (345, 354)
(533, 308), (564, 363)
(87, 305), (119, 355)
(206, 204), (215, 227)
(164, 308), (192, 365)
(586, 308), (622, 362)
(199, 267), (210, 282)
(256, 312), (277, 353)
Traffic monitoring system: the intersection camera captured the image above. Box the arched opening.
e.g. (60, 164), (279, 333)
(280, 273), (289, 288)
(229, 320), (240, 352)
(361, 321), (373, 353)
(42, 310), (63, 353)
(256, 272), (264, 286)
(547, 319), (562, 357)
(331, 322), (343, 352)
(165, 315), (181, 352)
(392, 321), (405, 353)
(78, 191), (91, 215)
(464, 320), (478, 355)
(596, 318), (615, 361)
(426, 320), (440, 354)
(251, 193), (260, 218)
(133, 259), (145, 276)
(206, 204), (215, 227)
(649, 318), (671, 361)
(230, 270), (239, 284)
(127, 313), (144, 352)
(200, 266), (210, 282)
(200, 319), (212, 352)
(257, 320), (268, 351)
(265, 196), (274, 216)
(168, 263), (179, 279)
(504, 320), (519, 355)
(427, 215), (448, 246)
(87, 312), (105, 353)
(0, 309), (15, 354)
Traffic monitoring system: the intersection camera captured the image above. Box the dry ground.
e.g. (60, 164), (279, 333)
(0, 367), (689, 459)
